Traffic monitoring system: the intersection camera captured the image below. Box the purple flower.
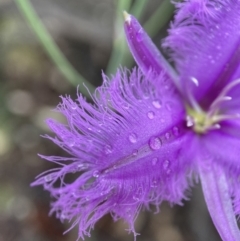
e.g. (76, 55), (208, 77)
(33, 0), (240, 240)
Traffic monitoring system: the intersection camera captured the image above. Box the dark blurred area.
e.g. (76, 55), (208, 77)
(0, 0), (221, 241)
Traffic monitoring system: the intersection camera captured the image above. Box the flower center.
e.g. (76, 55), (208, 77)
(186, 109), (220, 134)
(186, 78), (240, 134)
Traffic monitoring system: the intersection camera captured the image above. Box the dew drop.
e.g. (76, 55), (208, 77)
(173, 127), (179, 136)
(93, 170), (100, 178)
(132, 149), (138, 156)
(66, 138), (75, 147)
(149, 137), (162, 150)
(165, 132), (170, 140)
(147, 111), (155, 119)
(71, 103), (77, 110)
(123, 103), (130, 109)
(44, 175), (52, 182)
(152, 100), (162, 109)
(104, 144), (113, 154)
(214, 2), (222, 10)
(163, 160), (170, 169)
(151, 178), (158, 187)
(76, 164), (86, 172)
(133, 195), (139, 201)
(165, 102), (173, 111)
(136, 28), (143, 42)
(71, 192), (77, 198)
(152, 157), (158, 166)
(143, 93), (149, 99)
(128, 133), (137, 143)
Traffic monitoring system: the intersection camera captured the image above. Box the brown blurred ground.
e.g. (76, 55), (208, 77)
(0, 1), (221, 241)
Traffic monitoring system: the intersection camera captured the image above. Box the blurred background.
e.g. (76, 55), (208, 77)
(0, 0), (222, 240)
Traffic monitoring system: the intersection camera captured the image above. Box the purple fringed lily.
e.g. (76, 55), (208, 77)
(33, 0), (240, 240)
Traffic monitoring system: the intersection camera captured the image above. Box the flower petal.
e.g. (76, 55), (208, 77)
(164, 0), (240, 104)
(124, 12), (178, 83)
(33, 68), (190, 239)
(199, 162), (240, 241)
(198, 124), (240, 173)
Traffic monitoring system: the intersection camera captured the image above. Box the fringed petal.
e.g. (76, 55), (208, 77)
(32, 68), (192, 239)
(163, 0), (240, 105)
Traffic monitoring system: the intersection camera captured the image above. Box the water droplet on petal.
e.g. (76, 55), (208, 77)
(149, 137), (162, 150)
(165, 132), (170, 140)
(165, 102), (173, 111)
(163, 160), (171, 175)
(71, 192), (77, 198)
(44, 175), (52, 182)
(123, 103), (130, 109)
(214, 2), (222, 10)
(66, 138), (75, 147)
(133, 194), (139, 201)
(173, 127), (179, 136)
(136, 28), (143, 42)
(152, 100), (162, 109)
(93, 170), (100, 178)
(151, 178), (158, 187)
(71, 103), (77, 110)
(104, 144), (113, 154)
(132, 149), (138, 156)
(61, 213), (67, 220)
(163, 160), (170, 169)
(152, 157), (158, 165)
(143, 93), (149, 99)
(128, 133), (137, 143)
(147, 111), (155, 119)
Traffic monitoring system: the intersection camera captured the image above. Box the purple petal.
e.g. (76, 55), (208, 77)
(164, 0), (240, 104)
(33, 68), (191, 239)
(199, 163), (240, 241)
(198, 124), (240, 173)
(123, 12), (178, 83)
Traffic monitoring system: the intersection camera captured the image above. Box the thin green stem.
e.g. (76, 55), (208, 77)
(106, 0), (133, 75)
(144, 0), (174, 37)
(14, 0), (95, 97)
(130, 0), (148, 20)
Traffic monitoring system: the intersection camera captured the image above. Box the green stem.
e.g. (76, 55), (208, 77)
(106, 0), (133, 75)
(14, 0), (95, 97)
(144, 0), (174, 37)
